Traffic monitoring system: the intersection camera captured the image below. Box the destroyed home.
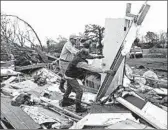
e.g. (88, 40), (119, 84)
(1, 1), (167, 129)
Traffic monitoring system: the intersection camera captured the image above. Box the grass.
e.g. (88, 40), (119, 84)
(126, 57), (167, 79)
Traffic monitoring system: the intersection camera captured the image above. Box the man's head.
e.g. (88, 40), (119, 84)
(69, 34), (77, 45)
(76, 48), (89, 59)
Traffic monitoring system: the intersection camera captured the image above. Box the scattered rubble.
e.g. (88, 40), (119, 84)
(1, 61), (167, 129)
(0, 2), (167, 128)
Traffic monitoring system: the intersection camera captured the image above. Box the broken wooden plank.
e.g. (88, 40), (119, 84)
(1, 76), (17, 87)
(0, 121), (8, 129)
(1, 102), (29, 129)
(35, 48), (49, 63)
(40, 97), (83, 120)
(90, 103), (129, 114)
(15, 63), (47, 71)
(136, 3), (150, 25)
(48, 107), (79, 122)
(116, 97), (167, 129)
(46, 54), (58, 61)
(1, 97), (40, 129)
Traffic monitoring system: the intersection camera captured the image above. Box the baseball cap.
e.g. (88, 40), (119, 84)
(69, 34), (77, 40)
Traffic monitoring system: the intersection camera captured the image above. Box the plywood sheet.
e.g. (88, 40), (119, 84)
(96, 18), (127, 99)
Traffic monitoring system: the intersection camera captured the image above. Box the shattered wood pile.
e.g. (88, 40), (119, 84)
(0, 2), (167, 130)
(1, 38), (59, 73)
(1, 63), (167, 129)
(0, 68), (96, 129)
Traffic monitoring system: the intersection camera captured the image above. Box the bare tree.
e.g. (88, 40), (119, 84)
(1, 14), (43, 50)
(1, 14), (13, 56)
(158, 31), (167, 48)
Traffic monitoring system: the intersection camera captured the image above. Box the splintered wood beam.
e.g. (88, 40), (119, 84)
(126, 3), (131, 15)
(116, 97), (167, 129)
(137, 4), (150, 25)
(48, 107), (79, 122)
(125, 3), (137, 18)
(1, 121), (8, 129)
(40, 97), (82, 120)
(15, 63), (47, 71)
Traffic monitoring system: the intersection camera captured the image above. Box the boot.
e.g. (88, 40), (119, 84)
(59, 97), (75, 107)
(76, 102), (87, 113)
(59, 79), (66, 93)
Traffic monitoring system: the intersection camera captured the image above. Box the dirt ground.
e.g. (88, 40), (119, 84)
(126, 58), (167, 79)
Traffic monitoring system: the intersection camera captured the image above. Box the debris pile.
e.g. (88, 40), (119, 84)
(0, 2), (167, 129)
(1, 62), (167, 129)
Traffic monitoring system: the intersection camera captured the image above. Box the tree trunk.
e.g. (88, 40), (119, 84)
(98, 29), (103, 55)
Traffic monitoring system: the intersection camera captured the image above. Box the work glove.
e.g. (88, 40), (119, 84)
(97, 55), (104, 59)
(104, 70), (116, 76)
(104, 70), (113, 74)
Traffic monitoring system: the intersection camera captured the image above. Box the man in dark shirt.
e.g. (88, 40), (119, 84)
(60, 48), (112, 113)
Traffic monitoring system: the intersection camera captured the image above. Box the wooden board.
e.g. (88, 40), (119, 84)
(1, 97), (40, 129)
(40, 97), (83, 120)
(15, 63), (47, 71)
(90, 103), (129, 113)
(1, 76), (17, 85)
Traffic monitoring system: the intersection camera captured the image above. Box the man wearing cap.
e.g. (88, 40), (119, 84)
(59, 35), (104, 93)
(59, 34), (79, 93)
(60, 48), (113, 113)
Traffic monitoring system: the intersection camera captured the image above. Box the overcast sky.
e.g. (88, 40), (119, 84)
(1, 1), (167, 45)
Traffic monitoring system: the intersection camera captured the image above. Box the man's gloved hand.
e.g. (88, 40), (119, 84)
(96, 55), (104, 59)
(104, 70), (112, 74)
(104, 70), (116, 76)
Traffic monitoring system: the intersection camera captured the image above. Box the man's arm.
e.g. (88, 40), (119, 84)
(65, 42), (79, 54)
(77, 62), (104, 73)
(87, 54), (104, 59)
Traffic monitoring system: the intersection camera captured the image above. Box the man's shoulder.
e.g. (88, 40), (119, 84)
(65, 41), (71, 44)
